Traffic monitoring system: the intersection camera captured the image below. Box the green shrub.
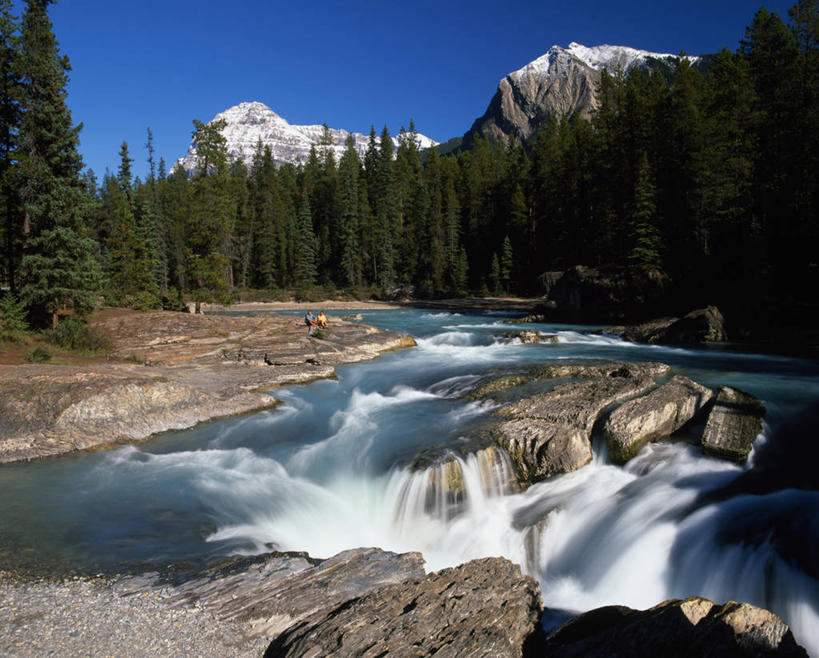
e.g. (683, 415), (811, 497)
(162, 287), (186, 312)
(49, 317), (112, 353)
(0, 294), (29, 342)
(311, 328), (326, 340)
(130, 291), (161, 311)
(25, 344), (52, 363)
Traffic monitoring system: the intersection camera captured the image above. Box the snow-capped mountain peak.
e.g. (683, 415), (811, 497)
(177, 102), (438, 173)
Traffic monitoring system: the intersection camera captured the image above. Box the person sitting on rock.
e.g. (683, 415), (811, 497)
(317, 311), (328, 329)
(305, 311), (316, 333)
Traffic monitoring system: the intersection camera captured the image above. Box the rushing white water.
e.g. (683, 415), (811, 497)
(0, 309), (817, 654)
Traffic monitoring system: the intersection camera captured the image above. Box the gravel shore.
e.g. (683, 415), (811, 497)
(0, 576), (269, 657)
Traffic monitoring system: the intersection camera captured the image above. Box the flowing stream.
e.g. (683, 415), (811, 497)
(1, 309), (817, 653)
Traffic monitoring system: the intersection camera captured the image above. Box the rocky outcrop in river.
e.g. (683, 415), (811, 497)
(0, 310), (416, 463)
(458, 360), (765, 484)
(605, 375), (714, 464)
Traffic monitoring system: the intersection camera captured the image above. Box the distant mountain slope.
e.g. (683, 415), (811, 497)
(464, 43), (701, 147)
(177, 102), (438, 172)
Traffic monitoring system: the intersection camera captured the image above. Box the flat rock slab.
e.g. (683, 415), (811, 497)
(491, 373), (658, 483)
(265, 556), (544, 658)
(701, 386), (766, 463)
(0, 310), (416, 463)
(543, 596), (807, 657)
(605, 375), (713, 464)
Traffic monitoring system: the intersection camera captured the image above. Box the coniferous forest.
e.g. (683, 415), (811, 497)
(1, 0), (817, 336)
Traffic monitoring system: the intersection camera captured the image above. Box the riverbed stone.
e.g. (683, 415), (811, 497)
(265, 556), (544, 658)
(491, 373), (658, 483)
(700, 386), (766, 463)
(604, 375), (713, 464)
(542, 596), (808, 657)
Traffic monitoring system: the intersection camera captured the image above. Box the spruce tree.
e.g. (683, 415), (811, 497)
(627, 153), (663, 273)
(17, 0), (101, 327)
(338, 135), (362, 287)
(293, 195), (317, 291)
(0, 0), (21, 291)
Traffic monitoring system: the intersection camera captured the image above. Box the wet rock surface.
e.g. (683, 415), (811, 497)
(266, 556), (544, 658)
(701, 386), (766, 463)
(604, 375), (714, 464)
(0, 309), (415, 463)
(542, 596), (807, 657)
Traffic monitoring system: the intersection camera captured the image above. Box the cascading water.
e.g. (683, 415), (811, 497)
(0, 309), (817, 654)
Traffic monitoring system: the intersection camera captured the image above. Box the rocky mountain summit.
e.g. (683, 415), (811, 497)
(177, 102), (438, 172)
(465, 42), (701, 146)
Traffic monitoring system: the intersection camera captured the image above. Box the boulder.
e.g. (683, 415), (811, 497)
(662, 306), (728, 344)
(542, 596), (807, 657)
(492, 374), (657, 483)
(500, 330), (558, 344)
(610, 306), (728, 345)
(701, 386), (766, 463)
(265, 557), (544, 658)
(605, 375), (713, 464)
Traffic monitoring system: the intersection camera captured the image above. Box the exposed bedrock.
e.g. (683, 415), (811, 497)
(490, 368), (662, 483)
(126, 547), (427, 641)
(700, 386), (766, 463)
(604, 375), (714, 464)
(265, 556), (544, 658)
(542, 596), (807, 657)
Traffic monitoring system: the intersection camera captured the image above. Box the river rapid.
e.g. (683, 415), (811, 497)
(1, 309), (817, 653)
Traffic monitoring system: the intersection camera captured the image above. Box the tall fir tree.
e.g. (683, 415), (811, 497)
(0, 0), (21, 291)
(17, 0), (101, 327)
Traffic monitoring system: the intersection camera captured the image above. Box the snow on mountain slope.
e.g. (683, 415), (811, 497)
(466, 43), (701, 147)
(177, 102), (438, 173)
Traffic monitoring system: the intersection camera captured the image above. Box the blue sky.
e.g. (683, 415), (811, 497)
(28, 0), (796, 180)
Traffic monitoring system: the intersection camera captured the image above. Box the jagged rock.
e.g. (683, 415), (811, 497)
(265, 557), (544, 658)
(504, 313), (548, 324)
(542, 596), (808, 657)
(605, 375), (713, 464)
(464, 43), (699, 148)
(164, 548), (425, 640)
(701, 387), (766, 463)
(491, 373), (658, 483)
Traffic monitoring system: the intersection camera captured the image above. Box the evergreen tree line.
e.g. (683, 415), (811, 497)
(1, 1), (817, 330)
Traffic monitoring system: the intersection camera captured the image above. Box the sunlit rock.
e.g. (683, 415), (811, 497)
(605, 375), (713, 464)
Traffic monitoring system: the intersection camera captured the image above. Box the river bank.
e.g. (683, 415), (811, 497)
(0, 308), (415, 464)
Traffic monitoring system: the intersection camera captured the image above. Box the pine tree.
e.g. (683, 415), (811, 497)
(501, 235), (513, 294)
(185, 118), (235, 303)
(0, 0), (21, 291)
(17, 0), (101, 327)
(627, 153), (663, 273)
(293, 195), (317, 291)
(338, 135), (362, 287)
